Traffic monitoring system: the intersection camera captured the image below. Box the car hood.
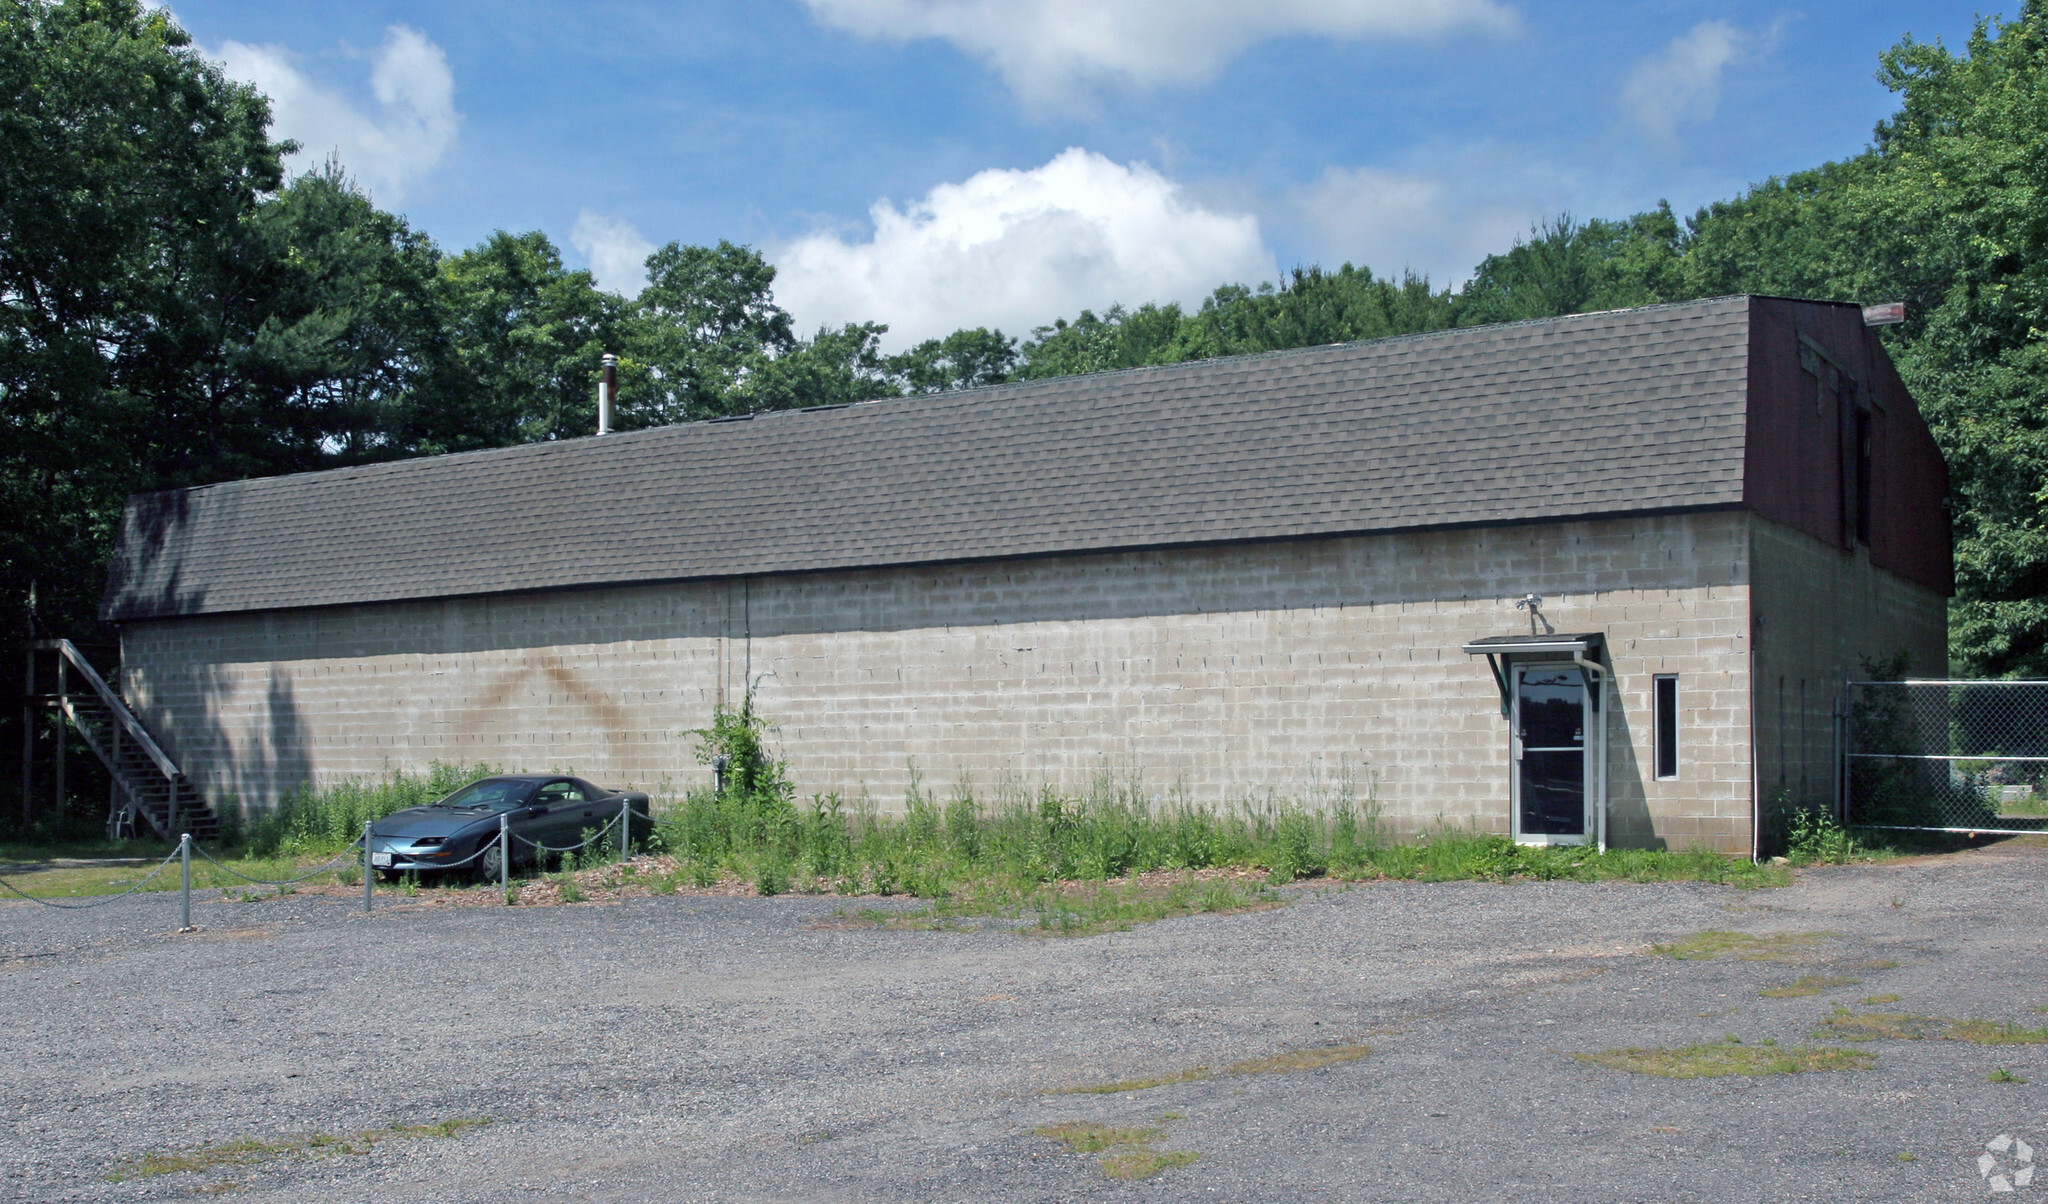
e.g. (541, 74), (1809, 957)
(372, 806), (496, 840)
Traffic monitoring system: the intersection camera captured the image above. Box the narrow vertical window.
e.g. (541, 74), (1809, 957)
(1654, 675), (1680, 780)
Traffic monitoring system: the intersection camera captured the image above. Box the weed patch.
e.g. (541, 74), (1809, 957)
(1991, 1068), (2029, 1083)
(1032, 1117), (1199, 1181)
(1760, 975), (1862, 998)
(1575, 1040), (1874, 1078)
(845, 871), (1285, 937)
(1813, 1007), (2048, 1045)
(1057, 1043), (1370, 1095)
(1950, 1020), (2048, 1046)
(108, 1119), (489, 1181)
(1224, 1044), (1373, 1076)
(1054, 1068), (1213, 1095)
(1650, 931), (1834, 961)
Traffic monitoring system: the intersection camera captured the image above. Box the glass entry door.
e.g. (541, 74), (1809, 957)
(1513, 664), (1590, 845)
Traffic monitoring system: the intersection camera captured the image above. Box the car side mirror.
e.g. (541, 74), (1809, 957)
(526, 805), (547, 817)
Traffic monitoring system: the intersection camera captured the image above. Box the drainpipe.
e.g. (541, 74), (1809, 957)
(1574, 651), (1610, 853)
(1748, 612), (1762, 865)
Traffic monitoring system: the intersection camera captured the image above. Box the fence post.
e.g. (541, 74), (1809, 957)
(363, 820), (374, 913)
(1843, 688), (1859, 827)
(498, 814), (509, 900)
(53, 655), (65, 818)
(179, 832), (192, 931)
(620, 798), (630, 866)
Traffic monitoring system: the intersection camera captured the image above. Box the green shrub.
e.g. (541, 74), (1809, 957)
(244, 762), (499, 857)
(1785, 803), (1856, 865)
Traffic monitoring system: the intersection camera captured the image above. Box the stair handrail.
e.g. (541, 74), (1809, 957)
(40, 639), (182, 783)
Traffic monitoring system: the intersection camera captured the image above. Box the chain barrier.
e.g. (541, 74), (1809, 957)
(190, 839), (365, 886)
(506, 809), (625, 854)
(0, 847), (181, 910)
(377, 842), (495, 872)
(2, 797), (663, 922)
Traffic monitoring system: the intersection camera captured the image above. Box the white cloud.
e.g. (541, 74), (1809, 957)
(213, 25), (459, 203)
(771, 148), (1275, 349)
(1621, 20), (1745, 149)
(801, 0), (1518, 111)
(570, 211), (657, 297)
(1290, 163), (1539, 288)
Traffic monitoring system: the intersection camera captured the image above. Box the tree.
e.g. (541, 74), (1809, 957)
(1674, 5), (2048, 674)
(437, 230), (624, 445)
(1454, 208), (1684, 327)
(621, 240), (795, 423)
(887, 327), (1018, 394)
(613, 239), (897, 421)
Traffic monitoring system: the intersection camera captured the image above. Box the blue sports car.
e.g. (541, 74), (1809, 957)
(367, 774), (653, 881)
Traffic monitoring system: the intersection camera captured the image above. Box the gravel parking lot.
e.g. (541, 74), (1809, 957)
(4, 844), (2046, 1203)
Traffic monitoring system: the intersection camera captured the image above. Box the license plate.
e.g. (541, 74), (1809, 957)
(371, 852), (393, 867)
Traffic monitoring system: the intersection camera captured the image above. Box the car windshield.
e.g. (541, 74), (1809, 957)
(433, 780), (531, 810)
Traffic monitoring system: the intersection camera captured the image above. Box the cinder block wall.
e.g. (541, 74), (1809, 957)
(1748, 515), (1950, 823)
(121, 511), (1771, 850)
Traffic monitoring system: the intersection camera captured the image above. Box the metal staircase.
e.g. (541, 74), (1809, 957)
(40, 640), (219, 842)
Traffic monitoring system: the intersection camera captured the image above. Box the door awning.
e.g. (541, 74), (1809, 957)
(1460, 633), (1606, 656)
(1462, 633), (1607, 717)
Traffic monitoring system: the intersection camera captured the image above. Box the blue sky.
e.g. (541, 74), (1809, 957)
(165, 0), (1995, 348)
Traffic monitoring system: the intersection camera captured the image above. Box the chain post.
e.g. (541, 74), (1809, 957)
(498, 814), (510, 901)
(363, 820), (374, 913)
(178, 833), (192, 931)
(619, 798), (630, 866)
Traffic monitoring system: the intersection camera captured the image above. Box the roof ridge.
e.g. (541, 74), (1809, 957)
(104, 296), (1765, 620)
(136, 295), (1758, 502)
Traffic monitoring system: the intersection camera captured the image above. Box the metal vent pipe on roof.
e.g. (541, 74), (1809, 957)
(598, 353), (617, 435)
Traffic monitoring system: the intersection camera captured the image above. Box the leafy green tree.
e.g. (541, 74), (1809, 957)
(614, 239), (896, 421)
(1, 0), (288, 661)
(1866, 6), (2048, 675)
(1454, 208), (1685, 326)
(1674, 6), (2048, 675)
(887, 327), (1018, 393)
(742, 321), (895, 411)
(1018, 303), (1187, 379)
(437, 230), (624, 445)
(1179, 265), (1455, 356)
(223, 163), (451, 469)
(621, 240), (796, 423)
(1008, 265), (1456, 381)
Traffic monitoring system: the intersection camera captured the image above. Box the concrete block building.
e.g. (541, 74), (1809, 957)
(100, 295), (1951, 852)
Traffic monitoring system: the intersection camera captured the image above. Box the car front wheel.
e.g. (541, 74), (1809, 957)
(477, 842), (508, 885)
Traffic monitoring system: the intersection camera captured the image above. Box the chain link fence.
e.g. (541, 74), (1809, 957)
(1844, 680), (2048, 834)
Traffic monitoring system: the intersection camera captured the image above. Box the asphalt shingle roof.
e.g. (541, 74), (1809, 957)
(101, 295), (1755, 621)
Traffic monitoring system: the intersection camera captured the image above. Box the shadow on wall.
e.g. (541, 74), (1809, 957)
(106, 487), (208, 622)
(149, 663), (313, 825)
(1603, 696), (1666, 851)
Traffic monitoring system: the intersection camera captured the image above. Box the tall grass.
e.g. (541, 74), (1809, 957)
(219, 694), (1786, 894)
(645, 769), (1786, 894)
(241, 762), (500, 856)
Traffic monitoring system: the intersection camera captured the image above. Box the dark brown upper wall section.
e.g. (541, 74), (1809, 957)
(1744, 296), (1952, 596)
